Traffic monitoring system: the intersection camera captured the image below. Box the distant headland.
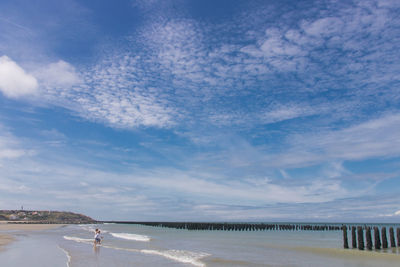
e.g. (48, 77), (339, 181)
(0, 210), (96, 224)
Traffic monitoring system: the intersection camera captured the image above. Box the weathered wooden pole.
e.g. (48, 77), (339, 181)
(374, 227), (381, 249)
(397, 228), (400, 247)
(351, 226), (357, 248)
(365, 227), (372, 250)
(342, 225), (349, 249)
(389, 227), (396, 247)
(382, 227), (388, 249)
(357, 226), (364, 250)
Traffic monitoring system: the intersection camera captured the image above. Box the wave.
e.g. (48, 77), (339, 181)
(63, 236), (93, 244)
(57, 246), (72, 267)
(63, 235), (209, 266)
(110, 232), (150, 242)
(78, 225), (108, 234)
(141, 249), (210, 267)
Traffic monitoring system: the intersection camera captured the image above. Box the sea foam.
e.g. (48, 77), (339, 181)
(63, 236), (93, 244)
(78, 225), (108, 233)
(110, 232), (151, 242)
(57, 246), (72, 267)
(141, 249), (210, 267)
(63, 235), (209, 266)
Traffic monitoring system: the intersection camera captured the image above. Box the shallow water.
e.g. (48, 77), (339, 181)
(0, 223), (399, 266)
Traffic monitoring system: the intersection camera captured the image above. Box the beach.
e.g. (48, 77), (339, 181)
(0, 234), (14, 251)
(0, 222), (65, 231)
(0, 223), (65, 252)
(0, 223), (399, 266)
(0, 223), (69, 267)
(0, 224), (400, 267)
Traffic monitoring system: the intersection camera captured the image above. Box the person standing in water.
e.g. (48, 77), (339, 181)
(94, 229), (102, 245)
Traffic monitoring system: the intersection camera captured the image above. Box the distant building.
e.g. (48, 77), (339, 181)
(9, 215), (18, 220)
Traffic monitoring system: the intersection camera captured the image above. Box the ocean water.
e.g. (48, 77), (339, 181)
(1, 223), (400, 266)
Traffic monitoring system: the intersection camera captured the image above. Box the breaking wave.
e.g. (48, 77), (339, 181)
(141, 249), (210, 267)
(110, 232), (151, 242)
(57, 246), (72, 267)
(63, 235), (209, 266)
(77, 224), (108, 233)
(63, 236), (93, 244)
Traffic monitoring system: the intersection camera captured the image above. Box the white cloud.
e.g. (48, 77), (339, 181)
(377, 209), (400, 217)
(0, 148), (25, 160)
(31, 53), (178, 128)
(301, 17), (344, 37)
(0, 0), (398, 134)
(129, 169), (351, 205)
(261, 28), (303, 57)
(0, 124), (28, 161)
(77, 55), (176, 128)
(206, 104), (314, 127)
(268, 113), (400, 168)
(1, 0), (397, 132)
(0, 180), (30, 193)
(0, 55), (38, 98)
(0, 124), (34, 169)
(261, 105), (313, 124)
(36, 60), (81, 88)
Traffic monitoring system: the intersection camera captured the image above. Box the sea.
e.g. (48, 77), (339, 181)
(1, 223), (399, 267)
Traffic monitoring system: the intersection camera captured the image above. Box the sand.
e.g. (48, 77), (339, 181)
(0, 223), (65, 251)
(291, 246), (400, 266)
(0, 223), (65, 231)
(0, 234), (14, 251)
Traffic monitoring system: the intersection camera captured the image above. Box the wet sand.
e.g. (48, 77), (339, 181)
(0, 234), (14, 251)
(294, 245), (400, 259)
(291, 246), (400, 266)
(0, 223), (65, 231)
(0, 223), (65, 251)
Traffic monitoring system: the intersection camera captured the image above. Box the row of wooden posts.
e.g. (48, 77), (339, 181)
(107, 221), (400, 251)
(342, 226), (400, 250)
(107, 221), (346, 231)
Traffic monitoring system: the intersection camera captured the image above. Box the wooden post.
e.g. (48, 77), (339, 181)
(397, 228), (400, 247)
(351, 226), (357, 248)
(389, 227), (396, 247)
(382, 227), (388, 249)
(365, 227), (372, 250)
(357, 226), (364, 250)
(342, 225), (349, 249)
(374, 227), (381, 249)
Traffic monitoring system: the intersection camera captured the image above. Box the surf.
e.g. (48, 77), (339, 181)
(63, 235), (209, 266)
(110, 232), (150, 242)
(141, 249), (210, 267)
(63, 236), (93, 244)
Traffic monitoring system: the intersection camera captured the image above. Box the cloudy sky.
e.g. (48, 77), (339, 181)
(0, 0), (399, 222)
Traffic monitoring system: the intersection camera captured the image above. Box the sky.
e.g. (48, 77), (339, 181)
(0, 0), (400, 222)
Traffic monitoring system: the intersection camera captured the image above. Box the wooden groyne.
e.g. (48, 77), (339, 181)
(103, 221), (400, 251)
(104, 221), (344, 231)
(342, 225), (400, 250)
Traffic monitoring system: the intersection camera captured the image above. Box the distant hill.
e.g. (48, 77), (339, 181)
(0, 210), (96, 224)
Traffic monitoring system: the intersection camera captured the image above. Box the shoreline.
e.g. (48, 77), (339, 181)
(0, 234), (14, 251)
(0, 223), (66, 231)
(0, 223), (66, 252)
(1, 223), (399, 267)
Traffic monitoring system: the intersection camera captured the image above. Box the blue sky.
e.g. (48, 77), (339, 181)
(0, 0), (400, 222)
